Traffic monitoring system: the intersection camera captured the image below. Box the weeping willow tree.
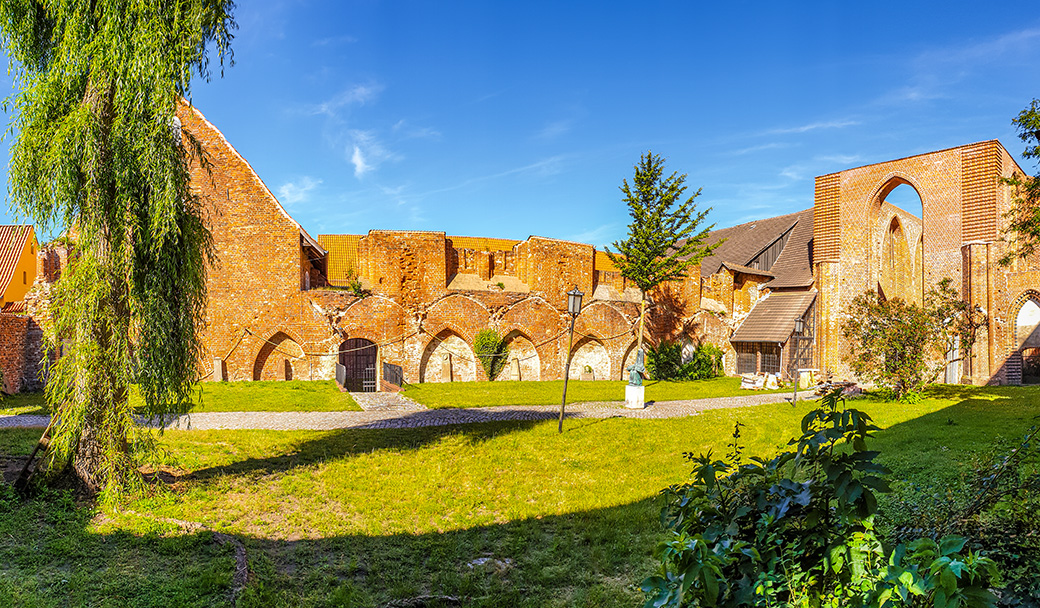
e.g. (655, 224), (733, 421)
(0, 1), (236, 496)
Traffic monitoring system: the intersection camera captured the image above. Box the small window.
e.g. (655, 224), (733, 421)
(23, 271), (27, 284)
(760, 344), (781, 375)
(736, 343), (757, 374)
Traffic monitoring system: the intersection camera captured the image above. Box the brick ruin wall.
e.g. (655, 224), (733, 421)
(15, 109), (1032, 391)
(180, 105), (706, 387)
(814, 140), (1040, 384)
(0, 313), (45, 394)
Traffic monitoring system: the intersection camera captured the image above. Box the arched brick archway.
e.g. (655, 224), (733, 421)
(1007, 290), (1040, 385)
(813, 141), (1025, 381)
(419, 329), (477, 383)
(253, 331), (304, 381)
(498, 329), (540, 381)
(569, 336), (609, 380)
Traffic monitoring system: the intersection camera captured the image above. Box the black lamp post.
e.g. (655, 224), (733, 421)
(559, 286), (584, 433)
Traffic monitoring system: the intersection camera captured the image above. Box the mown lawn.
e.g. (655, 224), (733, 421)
(401, 376), (789, 408)
(1, 385), (1038, 607)
(0, 380), (361, 415)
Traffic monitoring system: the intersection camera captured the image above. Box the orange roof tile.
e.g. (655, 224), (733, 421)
(317, 234), (362, 286)
(2, 300), (26, 314)
(594, 250), (619, 272)
(446, 235), (520, 252)
(0, 225), (33, 296)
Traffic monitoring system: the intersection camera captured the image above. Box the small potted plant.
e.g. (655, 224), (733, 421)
(580, 364), (595, 381)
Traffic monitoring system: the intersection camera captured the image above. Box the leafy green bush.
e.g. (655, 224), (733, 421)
(642, 389), (1000, 607)
(841, 279), (985, 402)
(647, 341), (724, 381)
(474, 329), (507, 381)
(880, 428), (1040, 607)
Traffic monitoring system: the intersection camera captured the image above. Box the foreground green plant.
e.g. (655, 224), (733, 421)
(643, 389), (1000, 607)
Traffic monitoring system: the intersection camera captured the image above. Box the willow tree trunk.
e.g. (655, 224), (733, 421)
(72, 72), (132, 492)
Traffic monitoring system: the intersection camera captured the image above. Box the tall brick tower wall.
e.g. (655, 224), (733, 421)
(813, 140), (1040, 384)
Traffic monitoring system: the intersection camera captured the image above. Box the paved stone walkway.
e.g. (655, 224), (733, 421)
(0, 391), (812, 431)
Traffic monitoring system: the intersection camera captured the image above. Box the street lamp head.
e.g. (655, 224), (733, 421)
(794, 317), (804, 334)
(567, 286), (584, 317)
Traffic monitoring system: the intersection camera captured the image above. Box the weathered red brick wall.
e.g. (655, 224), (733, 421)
(180, 104), (707, 387)
(0, 314), (31, 393)
(814, 140), (1032, 384)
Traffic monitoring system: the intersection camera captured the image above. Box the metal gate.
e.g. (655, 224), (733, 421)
(340, 338), (377, 392)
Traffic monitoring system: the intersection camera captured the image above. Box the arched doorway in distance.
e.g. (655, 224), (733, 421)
(1015, 297), (1040, 384)
(340, 338), (377, 392)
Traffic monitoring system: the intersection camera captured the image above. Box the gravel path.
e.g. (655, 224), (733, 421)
(0, 391), (811, 431)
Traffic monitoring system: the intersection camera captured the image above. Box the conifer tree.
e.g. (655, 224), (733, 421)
(0, 1), (236, 496)
(606, 152), (719, 353)
(1001, 98), (1040, 265)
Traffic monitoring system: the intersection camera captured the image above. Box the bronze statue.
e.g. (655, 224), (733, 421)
(627, 348), (646, 386)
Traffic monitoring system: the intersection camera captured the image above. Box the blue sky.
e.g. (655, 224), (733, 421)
(2, 1), (1040, 247)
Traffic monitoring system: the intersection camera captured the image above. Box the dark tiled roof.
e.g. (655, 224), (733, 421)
(720, 261), (774, 277)
(731, 292), (816, 343)
(0, 225), (33, 297)
(699, 208), (814, 289)
(765, 209), (815, 289)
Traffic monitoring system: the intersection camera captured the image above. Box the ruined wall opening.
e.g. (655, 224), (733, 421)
(253, 331), (304, 381)
(419, 330), (477, 383)
(499, 330), (540, 381)
(877, 181), (925, 305)
(1015, 297), (1040, 384)
(569, 337), (609, 380)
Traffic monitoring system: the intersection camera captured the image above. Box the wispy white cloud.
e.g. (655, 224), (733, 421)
(727, 142), (793, 156)
(348, 130), (399, 178)
(277, 176), (322, 205)
(392, 119), (441, 139)
(565, 223), (619, 247)
(309, 83), (383, 119)
(535, 119), (572, 140)
(416, 156), (569, 197)
(875, 27), (1040, 106)
(350, 146), (370, 177)
(312, 34), (358, 47)
(815, 154), (863, 165)
(765, 119), (860, 135)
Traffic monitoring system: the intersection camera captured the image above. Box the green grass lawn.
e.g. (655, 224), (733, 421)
(0, 380), (361, 415)
(1, 385), (1038, 607)
(401, 376), (789, 408)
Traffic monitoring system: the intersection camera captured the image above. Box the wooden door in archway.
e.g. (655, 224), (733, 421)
(340, 338), (377, 392)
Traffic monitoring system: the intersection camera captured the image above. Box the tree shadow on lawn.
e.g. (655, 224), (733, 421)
(1, 486), (665, 608)
(180, 415), (552, 483)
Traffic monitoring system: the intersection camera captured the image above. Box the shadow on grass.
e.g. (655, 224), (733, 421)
(182, 416), (548, 482)
(0, 484), (662, 608)
(8, 385), (1040, 607)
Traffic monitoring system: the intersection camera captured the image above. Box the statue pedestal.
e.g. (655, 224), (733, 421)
(625, 384), (645, 409)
